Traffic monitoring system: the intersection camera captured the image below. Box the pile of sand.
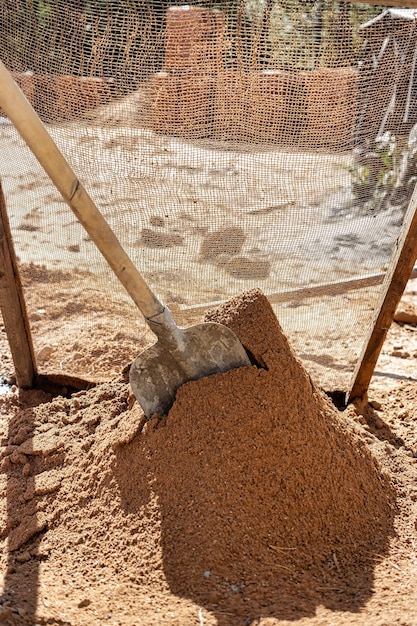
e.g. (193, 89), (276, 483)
(0, 289), (395, 624)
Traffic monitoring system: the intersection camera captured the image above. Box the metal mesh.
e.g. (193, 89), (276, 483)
(1, 1), (416, 387)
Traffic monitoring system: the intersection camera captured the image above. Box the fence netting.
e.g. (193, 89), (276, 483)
(1, 0), (416, 388)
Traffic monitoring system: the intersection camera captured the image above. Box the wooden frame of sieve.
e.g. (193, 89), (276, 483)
(340, 1), (417, 7)
(347, 187), (417, 402)
(0, 178), (36, 387)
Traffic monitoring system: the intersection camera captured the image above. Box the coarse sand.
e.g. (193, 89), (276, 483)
(0, 289), (407, 626)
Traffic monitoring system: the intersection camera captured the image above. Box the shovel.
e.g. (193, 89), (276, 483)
(0, 61), (250, 418)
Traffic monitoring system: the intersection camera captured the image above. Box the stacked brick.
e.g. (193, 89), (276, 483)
(0, 71), (112, 122)
(163, 5), (224, 73)
(0, 71), (36, 117)
(213, 69), (303, 144)
(2, 7), (359, 148)
(53, 76), (112, 121)
(150, 5), (224, 138)
(150, 71), (214, 137)
(150, 5), (359, 150)
(39, 75), (112, 121)
(12, 71), (36, 106)
(300, 68), (359, 149)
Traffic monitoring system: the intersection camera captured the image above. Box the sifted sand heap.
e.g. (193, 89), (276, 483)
(133, 290), (395, 607)
(0, 289), (395, 624)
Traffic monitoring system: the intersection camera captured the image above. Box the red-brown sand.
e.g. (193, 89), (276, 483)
(0, 289), (397, 625)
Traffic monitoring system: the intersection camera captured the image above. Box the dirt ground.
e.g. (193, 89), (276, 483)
(1, 111), (407, 393)
(1, 95), (417, 625)
(0, 275), (417, 626)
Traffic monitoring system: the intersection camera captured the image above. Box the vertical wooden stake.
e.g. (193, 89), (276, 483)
(0, 179), (36, 387)
(347, 188), (417, 402)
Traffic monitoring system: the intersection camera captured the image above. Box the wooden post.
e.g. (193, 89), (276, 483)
(0, 180), (36, 387)
(347, 189), (417, 402)
(339, 1), (417, 7)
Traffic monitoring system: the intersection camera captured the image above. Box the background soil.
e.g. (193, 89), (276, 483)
(1, 96), (417, 626)
(0, 277), (417, 626)
(0, 115), (406, 393)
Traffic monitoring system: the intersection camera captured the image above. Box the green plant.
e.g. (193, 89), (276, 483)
(348, 131), (400, 212)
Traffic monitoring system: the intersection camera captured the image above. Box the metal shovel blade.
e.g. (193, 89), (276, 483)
(129, 307), (251, 419)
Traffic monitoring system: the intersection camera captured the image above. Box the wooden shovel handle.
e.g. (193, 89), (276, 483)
(0, 61), (163, 319)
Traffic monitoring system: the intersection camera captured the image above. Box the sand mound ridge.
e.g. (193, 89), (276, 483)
(0, 290), (395, 624)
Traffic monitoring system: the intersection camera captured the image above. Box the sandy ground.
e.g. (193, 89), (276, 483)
(1, 99), (417, 625)
(0, 110), (408, 391)
(0, 274), (417, 625)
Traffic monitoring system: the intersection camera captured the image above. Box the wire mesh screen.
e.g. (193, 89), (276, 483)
(1, 0), (416, 388)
